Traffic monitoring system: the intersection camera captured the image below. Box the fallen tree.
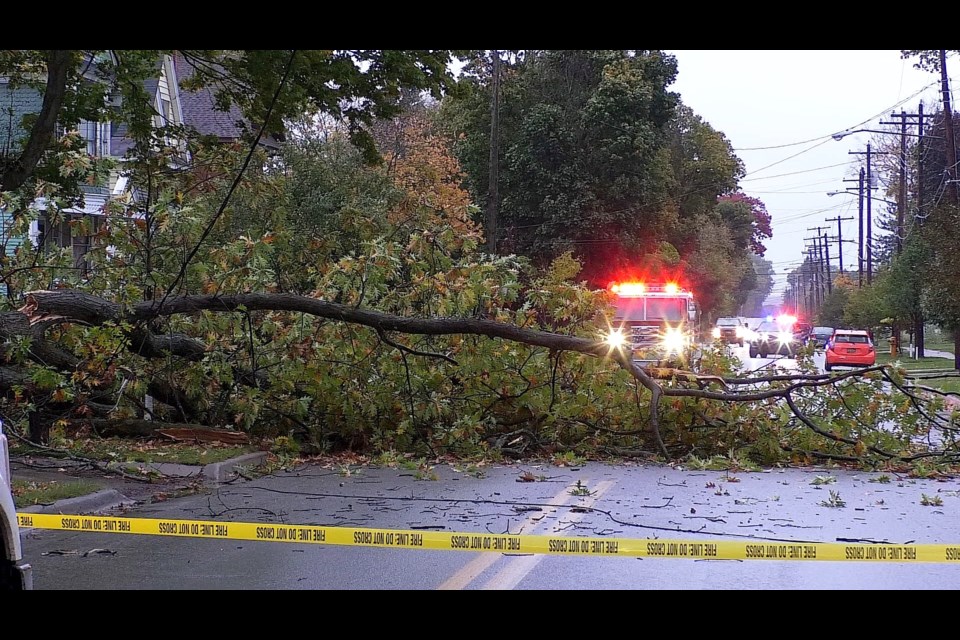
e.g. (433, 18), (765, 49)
(1, 288), (955, 468)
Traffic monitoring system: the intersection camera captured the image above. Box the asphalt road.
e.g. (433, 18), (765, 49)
(729, 341), (824, 375)
(18, 457), (960, 590)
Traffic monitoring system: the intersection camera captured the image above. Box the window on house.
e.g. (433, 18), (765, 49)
(29, 219), (45, 248)
(77, 120), (111, 157)
(161, 98), (173, 124)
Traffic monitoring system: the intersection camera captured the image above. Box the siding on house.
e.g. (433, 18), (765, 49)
(0, 208), (23, 257)
(0, 79), (43, 152)
(0, 80), (29, 257)
(0, 78), (29, 255)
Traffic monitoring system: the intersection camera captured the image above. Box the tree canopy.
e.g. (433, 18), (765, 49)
(0, 50), (954, 473)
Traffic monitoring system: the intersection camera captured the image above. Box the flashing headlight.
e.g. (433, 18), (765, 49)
(777, 331), (792, 345)
(605, 329), (627, 349)
(765, 315), (774, 322)
(712, 327), (722, 339)
(735, 325), (745, 338)
(662, 327), (688, 355)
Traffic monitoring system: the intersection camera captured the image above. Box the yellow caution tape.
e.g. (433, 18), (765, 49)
(16, 512), (960, 563)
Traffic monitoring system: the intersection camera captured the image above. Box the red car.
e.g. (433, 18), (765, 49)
(824, 329), (876, 371)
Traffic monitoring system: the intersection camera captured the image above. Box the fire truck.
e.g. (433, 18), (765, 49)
(605, 282), (700, 367)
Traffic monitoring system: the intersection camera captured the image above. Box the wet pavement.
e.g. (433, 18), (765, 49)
(15, 458), (960, 589)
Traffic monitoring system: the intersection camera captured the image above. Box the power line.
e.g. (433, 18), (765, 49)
(731, 80), (940, 152)
(741, 161), (852, 183)
(741, 138), (833, 179)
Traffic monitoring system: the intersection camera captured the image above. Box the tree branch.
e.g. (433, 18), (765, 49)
(375, 328), (458, 365)
(1, 50), (74, 192)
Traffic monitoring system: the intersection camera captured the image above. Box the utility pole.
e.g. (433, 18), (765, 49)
(878, 110), (911, 254)
(848, 147), (875, 284)
(895, 112), (907, 355)
(817, 227), (833, 294)
(899, 113), (908, 253)
(917, 102), (926, 231)
(795, 263), (804, 319)
(917, 102), (926, 358)
(808, 227), (831, 294)
(882, 106), (934, 357)
(941, 50), (959, 210)
(805, 240), (823, 311)
(486, 50), (501, 254)
(940, 50), (960, 369)
(850, 169), (865, 287)
(813, 238), (824, 303)
(825, 215), (854, 274)
(867, 143), (873, 284)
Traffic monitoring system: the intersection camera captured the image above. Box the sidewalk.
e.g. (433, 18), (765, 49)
(913, 348), (953, 360)
(11, 451), (270, 515)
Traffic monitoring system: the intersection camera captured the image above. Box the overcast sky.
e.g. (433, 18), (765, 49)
(664, 50), (948, 306)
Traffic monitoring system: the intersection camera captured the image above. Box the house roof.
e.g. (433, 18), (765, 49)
(173, 53), (281, 150)
(108, 53), (282, 158)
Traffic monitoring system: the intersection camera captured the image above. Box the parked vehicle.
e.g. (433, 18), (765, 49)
(712, 317), (747, 346)
(748, 319), (805, 358)
(794, 321), (813, 343)
(0, 420), (31, 589)
(809, 326), (835, 349)
(825, 329), (876, 371)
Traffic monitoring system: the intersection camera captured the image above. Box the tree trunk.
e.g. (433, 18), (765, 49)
(85, 419), (247, 443)
(0, 50), (74, 192)
(954, 329), (960, 371)
(915, 314), (925, 359)
(28, 411), (48, 445)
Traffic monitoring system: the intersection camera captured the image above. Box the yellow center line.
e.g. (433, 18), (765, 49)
(437, 477), (595, 590)
(479, 479), (616, 590)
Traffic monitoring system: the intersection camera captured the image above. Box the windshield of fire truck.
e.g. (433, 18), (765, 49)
(646, 298), (687, 322)
(614, 297), (687, 322)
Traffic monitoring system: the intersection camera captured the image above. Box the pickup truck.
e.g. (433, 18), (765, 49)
(712, 317), (746, 346)
(0, 420), (31, 589)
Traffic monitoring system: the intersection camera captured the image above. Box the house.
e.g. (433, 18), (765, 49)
(0, 51), (278, 280)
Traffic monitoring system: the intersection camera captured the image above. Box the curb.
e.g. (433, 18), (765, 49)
(202, 452), (270, 483)
(15, 452), (270, 516)
(116, 451), (270, 483)
(18, 489), (136, 515)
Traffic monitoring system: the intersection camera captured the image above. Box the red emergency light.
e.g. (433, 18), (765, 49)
(776, 314), (797, 326)
(610, 282), (646, 295)
(609, 282), (686, 296)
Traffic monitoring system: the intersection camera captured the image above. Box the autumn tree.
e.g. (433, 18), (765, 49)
(0, 50), (952, 471)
